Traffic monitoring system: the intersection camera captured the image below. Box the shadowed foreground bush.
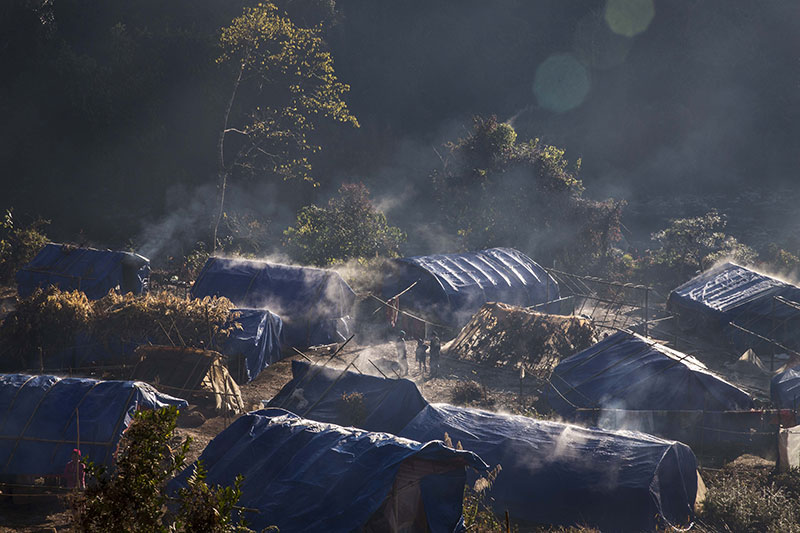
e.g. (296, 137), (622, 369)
(75, 406), (262, 532)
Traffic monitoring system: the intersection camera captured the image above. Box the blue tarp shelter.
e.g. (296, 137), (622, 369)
(668, 262), (800, 351)
(16, 243), (150, 300)
(546, 331), (753, 416)
(399, 403), (698, 532)
(222, 308), (284, 383)
(267, 360), (428, 434)
(771, 366), (800, 409)
(0, 374), (186, 478)
(170, 408), (484, 533)
(382, 247), (558, 329)
(191, 257), (355, 348)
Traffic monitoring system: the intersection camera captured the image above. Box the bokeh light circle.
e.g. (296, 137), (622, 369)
(533, 53), (591, 113)
(573, 11), (632, 69)
(604, 0), (655, 37)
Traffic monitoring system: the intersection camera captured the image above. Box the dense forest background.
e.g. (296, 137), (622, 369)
(1, 0), (798, 274)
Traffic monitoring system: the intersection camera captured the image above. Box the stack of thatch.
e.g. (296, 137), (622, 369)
(447, 302), (596, 378)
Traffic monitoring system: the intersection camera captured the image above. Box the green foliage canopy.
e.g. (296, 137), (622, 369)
(218, 2), (358, 183)
(0, 208), (48, 283)
(284, 182), (405, 266)
(75, 406), (257, 532)
(644, 210), (757, 285)
(432, 116), (622, 273)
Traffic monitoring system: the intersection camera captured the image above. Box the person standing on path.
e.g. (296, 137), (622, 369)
(395, 331), (408, 376)
(415, 338), (428, 374)
(429, 333), (441, 377)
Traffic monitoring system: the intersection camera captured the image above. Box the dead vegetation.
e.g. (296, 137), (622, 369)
(0, 287), (238, 368)
(339, 391), (367, 427)
(447, 302), (596, 377)
(451, 380), (486, 405)
(697, 457), (800, 533)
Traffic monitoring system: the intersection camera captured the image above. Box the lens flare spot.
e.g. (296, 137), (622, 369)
(533, 53), (590, 113)
(573, 11), (632, 70)
(604, 0), (655, 37)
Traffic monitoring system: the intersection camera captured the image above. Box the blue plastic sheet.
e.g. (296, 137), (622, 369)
(191, 257), (355, 348)
(170, 408), (485, 533)
(547, 331), (753, 416)
(16, 243), (150, 299)
(668, 262), (800, 351)
(0, 374), (186, 477)
(399, 403), (698, 532)
(771, 366), (800, 409)
(222, 308), (284, 383)
(267, 360), (428, 434)
(382, 247), (559, 328)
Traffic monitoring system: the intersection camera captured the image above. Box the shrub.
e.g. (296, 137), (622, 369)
(0, 208), (48, 284)
(74, 406), (258, 532)
(451, 380), (484, 405)
(762, 243), (800, 276)
(699, 466), (800, 533)
(339, 392), (367, 427)
(643, 210), (758, 288)
(284, 182), (405, 266)
(0, 287), (93, 369)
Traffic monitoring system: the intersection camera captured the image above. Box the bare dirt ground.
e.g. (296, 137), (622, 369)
(0, 497), (72, 532)
(173, 338), (546, 464)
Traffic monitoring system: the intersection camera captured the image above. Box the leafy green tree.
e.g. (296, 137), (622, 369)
(284, 182), (405, 266)
(762, 243), (800, 275)
(0, 208), (48, 283)
(644, 210), (758, 286)
(75, 406), (256, 533)
(432, 116), (623, 274)
(213, 2), (358, 249)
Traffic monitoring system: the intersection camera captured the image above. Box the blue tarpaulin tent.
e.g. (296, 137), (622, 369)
(267, 360), (428, 434)
(222, 308), (284, 383)
(16, 243), (150, 299)
(399, 403), (698, 532)
(668, 262), (800, 351)
(546, 331), (753, 416)
(771, 366), (800, 409)
(191, 257), (355, 348)
(382, 247), (559, 329)
(170, 408), (485, 533)
(0, 374), (186, 478)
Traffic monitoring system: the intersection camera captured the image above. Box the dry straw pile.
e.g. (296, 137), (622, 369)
(448, 302), (596, 378)
(0, 287), (238, 367)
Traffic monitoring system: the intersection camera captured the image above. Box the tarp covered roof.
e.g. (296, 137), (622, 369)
(546, 331), (753, 416)
(771, 366), (800, 409)
(170, 408), (484, 533)
(668, 262), (800, 349)
(383, 247), (558, 328)
(0, 374), (186, 477)
(16, 243), (150, 300)
(191, 257), (355, 348)
(399, 403), (698, 532)
(267, 360), (428, 435)
(222, 308), (284, 383)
